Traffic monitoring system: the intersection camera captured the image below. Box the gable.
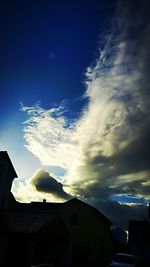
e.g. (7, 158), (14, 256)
(61, 198), (112, 225)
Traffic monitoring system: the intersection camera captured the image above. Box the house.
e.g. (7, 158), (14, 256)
(0, 151), (17, 209)
(11, 199), (113, 267)
(0, 151), (18, 266)
(0, 151), (113, 267)
(128, 219), (150, 266)
(0, 198), (113, 267)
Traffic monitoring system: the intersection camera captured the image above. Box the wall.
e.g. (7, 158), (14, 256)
(59, 199), (112, 266)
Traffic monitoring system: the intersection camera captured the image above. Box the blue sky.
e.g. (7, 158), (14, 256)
(1, 0), (115, 178)
(1, 0), (150, 228)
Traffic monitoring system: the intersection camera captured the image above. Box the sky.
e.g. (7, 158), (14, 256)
(1, 0), (150, 229)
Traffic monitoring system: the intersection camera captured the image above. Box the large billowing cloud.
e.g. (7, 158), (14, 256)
(15, 1), (150, 227)
(31, 169), (70, 199)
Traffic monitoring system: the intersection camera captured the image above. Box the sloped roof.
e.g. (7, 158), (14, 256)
(0, 151), (18, 179)
(12, 201), (61, 213)
(0, 210), (57, 234)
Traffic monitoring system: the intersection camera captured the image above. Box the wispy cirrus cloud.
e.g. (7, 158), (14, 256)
(21, 103), (77, 169)
(14, 0), (150, 227)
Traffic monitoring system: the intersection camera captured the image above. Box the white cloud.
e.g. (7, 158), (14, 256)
(21, 103), (77, 169)
(12, 172), (66, 203)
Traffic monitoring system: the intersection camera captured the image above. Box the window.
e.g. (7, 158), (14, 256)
(70, 213), (78, 225)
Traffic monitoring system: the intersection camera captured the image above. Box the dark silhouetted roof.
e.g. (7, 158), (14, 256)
(61, 198), (112, 225)
(12, 201), (61, 213)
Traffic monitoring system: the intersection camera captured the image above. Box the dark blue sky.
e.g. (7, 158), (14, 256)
(1, 0), (115, 117)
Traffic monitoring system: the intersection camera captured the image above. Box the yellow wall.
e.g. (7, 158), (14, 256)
(59, 199), (112, 258)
